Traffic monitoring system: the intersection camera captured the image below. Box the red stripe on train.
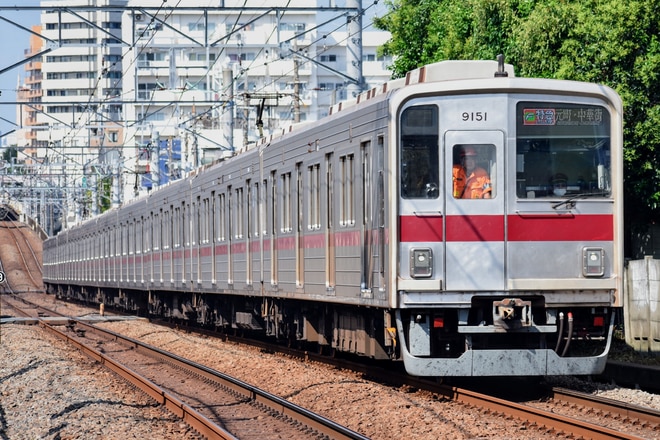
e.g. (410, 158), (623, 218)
(400, 214), (613, 242)
(508, 214), (613, 241)
(446, 215), (504, 241)
(399, 215), (443, 242)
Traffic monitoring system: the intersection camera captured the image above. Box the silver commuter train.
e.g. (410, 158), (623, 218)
(43, 58), (623, 377)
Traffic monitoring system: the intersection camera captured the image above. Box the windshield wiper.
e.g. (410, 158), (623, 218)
(552, 192), (609, 210)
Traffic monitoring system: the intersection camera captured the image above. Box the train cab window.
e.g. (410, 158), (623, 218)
(515, 102), (611, 199)
(400, 105), (439, 199)
(452, 144), (495, 199)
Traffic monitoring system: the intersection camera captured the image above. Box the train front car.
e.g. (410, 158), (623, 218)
(392, 61), (623, 376)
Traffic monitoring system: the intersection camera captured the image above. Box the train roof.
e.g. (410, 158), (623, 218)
(256, 59), (515, 148)
(337, 59), (515, 115)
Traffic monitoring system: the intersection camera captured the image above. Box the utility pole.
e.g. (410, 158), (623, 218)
(346, 0), (364, 99)
(222, 66), (234, 155)
(293, 57), (301, 123)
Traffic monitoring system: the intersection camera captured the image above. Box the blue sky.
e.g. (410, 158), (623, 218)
(0, 2), (41, 142)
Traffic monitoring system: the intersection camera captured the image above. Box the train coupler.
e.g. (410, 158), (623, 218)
(493, 298), (532, 330)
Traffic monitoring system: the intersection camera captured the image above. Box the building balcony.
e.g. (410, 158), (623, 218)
(25, 73), (43, 83)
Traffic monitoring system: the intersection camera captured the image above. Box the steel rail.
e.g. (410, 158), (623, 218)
(3, 296), (236, 439)
(2, 220), (43, 289)
(156, 317), (656, 440)
(38, 320), (239, 440)
(551, 387), (660, 426)
(69, 319), (371, 440)
(444, 386), (647, 440)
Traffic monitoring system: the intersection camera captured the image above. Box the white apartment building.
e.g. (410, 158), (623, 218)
(24, 0), (391, 225)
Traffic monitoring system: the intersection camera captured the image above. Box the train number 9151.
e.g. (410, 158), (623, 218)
(462, 111), (487, 122)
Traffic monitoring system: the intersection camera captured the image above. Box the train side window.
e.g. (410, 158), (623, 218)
(452, 144), (495, 199)
(173, 207), (180, 248)
(144, 215), (150, 253)
(308, 163), (320, 230)
(218, 193), (226, 242)
(163, 209), (170, 250)
(252, 181), (259, 237)
(154, 212), (160, 251)
(280, 172), (292, 233)
(140, 217), (145, 254)
(203, 197), (210, 243)
(193, 197), (199, 245)
(400, 105), (439, 199)
(245, 183), (251, 239)
(236, 187), (244, 239)
(261, 179), (267, 237)
(339, 154), (355, 226)
(122, 222), (128, 256)
(270, 171), (277, 237)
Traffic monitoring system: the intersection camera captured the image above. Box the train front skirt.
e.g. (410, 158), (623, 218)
(395, 310), (615, 376)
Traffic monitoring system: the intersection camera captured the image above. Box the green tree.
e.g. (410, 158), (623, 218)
(375, 0), (660, 225)
(98, 176), (112, 214)
(375, 0), (441, 77)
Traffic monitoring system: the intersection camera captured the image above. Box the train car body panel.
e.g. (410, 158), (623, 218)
(43, 59), (623, 377)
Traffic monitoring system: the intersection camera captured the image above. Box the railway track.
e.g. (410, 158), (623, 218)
(4, 293), (660, 439)
(60, 320), (370, 440)
(317, 355), (660, 439)
(2, 295), (368, 440)
(551, 387), (660, 428)
(164, 319), (660, 439)
(0, 219), (43, 293)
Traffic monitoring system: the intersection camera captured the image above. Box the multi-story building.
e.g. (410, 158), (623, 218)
(20, 0), (391, 226)
(14, 24), (66, 235)
(35, 0), (126, 223)
(16, 26), (45, 155)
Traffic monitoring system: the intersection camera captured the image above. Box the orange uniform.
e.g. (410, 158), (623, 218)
(463, 167), (492, 198)
(453, 164), (491, 199)
(452, 164), (466, 198)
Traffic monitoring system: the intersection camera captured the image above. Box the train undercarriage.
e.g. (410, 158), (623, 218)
(48, 283), (398, 361)
(47, 282), (612, 377)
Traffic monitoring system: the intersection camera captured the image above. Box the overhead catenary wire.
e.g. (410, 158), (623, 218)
(56, 0), (388, 150)
(15, 1), (392, 214)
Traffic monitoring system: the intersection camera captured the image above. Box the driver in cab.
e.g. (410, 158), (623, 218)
(453, 146), (492, 199)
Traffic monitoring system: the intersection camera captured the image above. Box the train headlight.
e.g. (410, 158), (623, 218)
(582, 247), (605, 277)
(411, 248), (433, 278)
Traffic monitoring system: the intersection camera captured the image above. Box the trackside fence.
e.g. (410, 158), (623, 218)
(624, 256), (660, 354)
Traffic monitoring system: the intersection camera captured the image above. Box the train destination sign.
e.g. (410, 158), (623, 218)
(523, 107), (605, 126)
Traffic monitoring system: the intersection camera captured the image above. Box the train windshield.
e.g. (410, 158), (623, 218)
(515, 102), (611, 199)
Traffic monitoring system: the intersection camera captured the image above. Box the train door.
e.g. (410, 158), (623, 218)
(210, 192), (217, 285)
(140, 216), (145, 284)
(360, 141), (372, 296)
(444, 131), (505, 291)
(242, 184), (250, 286)
(325, 153), (335, 291)
(270, 172), (278, 286)
(194, 196), (201, 285)
(376, 136), (386, 293)
(295, 163), (304, 288)
(227, 186), (233, 285)
(182, 202), (188, 285)
(246, 181), (253, 286)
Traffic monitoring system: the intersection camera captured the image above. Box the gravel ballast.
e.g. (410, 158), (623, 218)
(0, 324), (200, 439)
(2, 294), (660, 439)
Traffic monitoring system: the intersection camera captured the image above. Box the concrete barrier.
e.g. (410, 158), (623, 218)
(624, 256), (660, 354)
